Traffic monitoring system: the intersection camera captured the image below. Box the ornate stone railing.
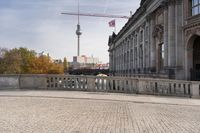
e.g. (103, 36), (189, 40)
(0, 74), (200, 98)
(46, 75), (200, 98)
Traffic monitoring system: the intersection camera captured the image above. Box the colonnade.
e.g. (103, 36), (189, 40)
(109, 0), (183, 79)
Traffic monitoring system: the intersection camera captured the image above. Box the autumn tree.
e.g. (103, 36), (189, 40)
(18, 47), (36, 74)
(48, 63), (64, 74)
(0, 47), (64, 74)
(3, 48), (22, 74)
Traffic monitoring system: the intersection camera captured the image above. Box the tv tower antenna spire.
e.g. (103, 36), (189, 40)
(61, 1), (130, 57)
(76, 0), (82, 56)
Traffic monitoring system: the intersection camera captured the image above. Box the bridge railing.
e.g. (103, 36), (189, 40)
(46, 75), (199, 98)
(0, 74), (199, 98)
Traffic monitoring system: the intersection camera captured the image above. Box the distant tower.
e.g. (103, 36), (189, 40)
(76, 0), (82, 56)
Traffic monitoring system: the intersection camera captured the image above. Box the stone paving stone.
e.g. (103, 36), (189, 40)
(0, 91), (200, 133)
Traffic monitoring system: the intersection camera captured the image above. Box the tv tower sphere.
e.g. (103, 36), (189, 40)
(76, 24), (82, 36)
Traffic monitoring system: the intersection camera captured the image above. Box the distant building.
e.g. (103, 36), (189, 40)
(70, 55), (109, 70)
(108, 0), (200, 80)
(94, 63), (109, 70)
(73, 56), (85, 64)
(71, 55), (101, 69)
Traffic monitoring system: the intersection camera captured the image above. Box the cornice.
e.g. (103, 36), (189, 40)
(113, 0), (159, 43)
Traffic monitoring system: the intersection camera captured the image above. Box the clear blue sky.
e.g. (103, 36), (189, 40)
(0, 0), (140, 63)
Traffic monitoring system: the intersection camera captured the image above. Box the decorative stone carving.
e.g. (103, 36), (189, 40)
(153, 24), (164, 42)
(185, 25), (200, 43)
(160, 0), (169, 9)
(185, 26), (200, 37)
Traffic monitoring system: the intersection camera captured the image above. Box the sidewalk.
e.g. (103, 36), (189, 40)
(0, 90), (200, 106)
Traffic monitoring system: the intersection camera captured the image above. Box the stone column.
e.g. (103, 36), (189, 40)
(131, 36), (134, 75)
(137, 33), (140, 73)
(137, 34), (140, 73)
(132, 35), (135, 74)
(163, 5), (168, 67)
(150, 13), (156, 72)
(144, 16), (150, 72)
(126, 40), (128, 75)
(175, 0), (184, 79)
(127, 39), (130, 75)
(146, 23), (150, 71)
(109, 53), (112, 72)
(122, 44), (124, 75)
(142, 29), (145, 73)
(168, 0), (176, 68)
(116, 49), (118, 74)
(113, 50), (116, 75)
(129, 38), (131, 76)
(119, 45), (121, 75)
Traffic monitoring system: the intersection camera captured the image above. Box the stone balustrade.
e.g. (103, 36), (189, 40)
(0, 74), (200, 98)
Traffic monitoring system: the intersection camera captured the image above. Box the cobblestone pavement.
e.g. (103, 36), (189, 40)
(0, 91), (200, 133)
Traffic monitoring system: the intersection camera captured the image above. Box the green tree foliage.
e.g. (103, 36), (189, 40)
(3, 48), (22, 74)
(18, 47), (36, 73)
(0, 47), (64, 74)
(0, 48), (8, 74)
(63, 57), (68, 73)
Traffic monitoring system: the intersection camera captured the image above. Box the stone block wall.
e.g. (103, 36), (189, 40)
(0, 75), (19, 90)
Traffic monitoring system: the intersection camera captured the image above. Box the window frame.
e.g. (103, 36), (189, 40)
(192, 0), (200, 16)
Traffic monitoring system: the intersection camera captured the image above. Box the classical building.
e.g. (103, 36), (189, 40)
(108, 0), (200, 80)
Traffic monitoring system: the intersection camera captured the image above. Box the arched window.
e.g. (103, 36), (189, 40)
(192, 0), (200, 16)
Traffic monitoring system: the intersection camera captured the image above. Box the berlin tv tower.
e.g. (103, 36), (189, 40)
(61, 0), (130, 56)
(76, 0), (82, 56)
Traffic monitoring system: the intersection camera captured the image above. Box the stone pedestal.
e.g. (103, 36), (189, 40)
(191, 83), (200, 98)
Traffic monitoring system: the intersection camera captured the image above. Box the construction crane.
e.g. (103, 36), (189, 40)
(61, 12), (130, 19)
(61, 0), (130, 57)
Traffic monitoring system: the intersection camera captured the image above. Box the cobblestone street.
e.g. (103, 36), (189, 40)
(0, 91), (200, 133)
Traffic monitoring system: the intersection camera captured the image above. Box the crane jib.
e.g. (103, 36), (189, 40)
(61, 12), (129, 19)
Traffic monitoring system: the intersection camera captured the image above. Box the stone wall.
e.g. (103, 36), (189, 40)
(0, 75), (19, 90)
(19, 75), (47, 89)
(0, 74), (199, 98)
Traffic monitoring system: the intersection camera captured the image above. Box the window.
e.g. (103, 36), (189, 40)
(145, 26), (149, 41)
(134, 48), (137, 69)
(192, 0), (200, 16)
(139, 45), (143, 68)
(140, 30), (143, 43)
(159, 43), (164, 70)
(135, 34), (138, 46)
(128, 41), (130, 49)
(130, 49), (133, 62)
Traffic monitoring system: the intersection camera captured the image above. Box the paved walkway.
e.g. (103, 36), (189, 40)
(0, 90), (200, 133)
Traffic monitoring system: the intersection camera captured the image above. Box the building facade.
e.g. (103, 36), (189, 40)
(108, 0), (200, 80)
(71, 55), (101, 69)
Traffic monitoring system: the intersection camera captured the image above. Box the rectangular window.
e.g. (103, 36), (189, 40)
(135, 34), (138, 46)
(140, 30), (143, 42)
(145, 26), (149, 40)
(159, 43), (164, 70)
(192, 0), (200, 16)
(192, 0), (199, 6)
(134, 48), (137, 68)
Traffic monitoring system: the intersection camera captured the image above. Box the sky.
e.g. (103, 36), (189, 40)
(0, 0), (140, 63)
